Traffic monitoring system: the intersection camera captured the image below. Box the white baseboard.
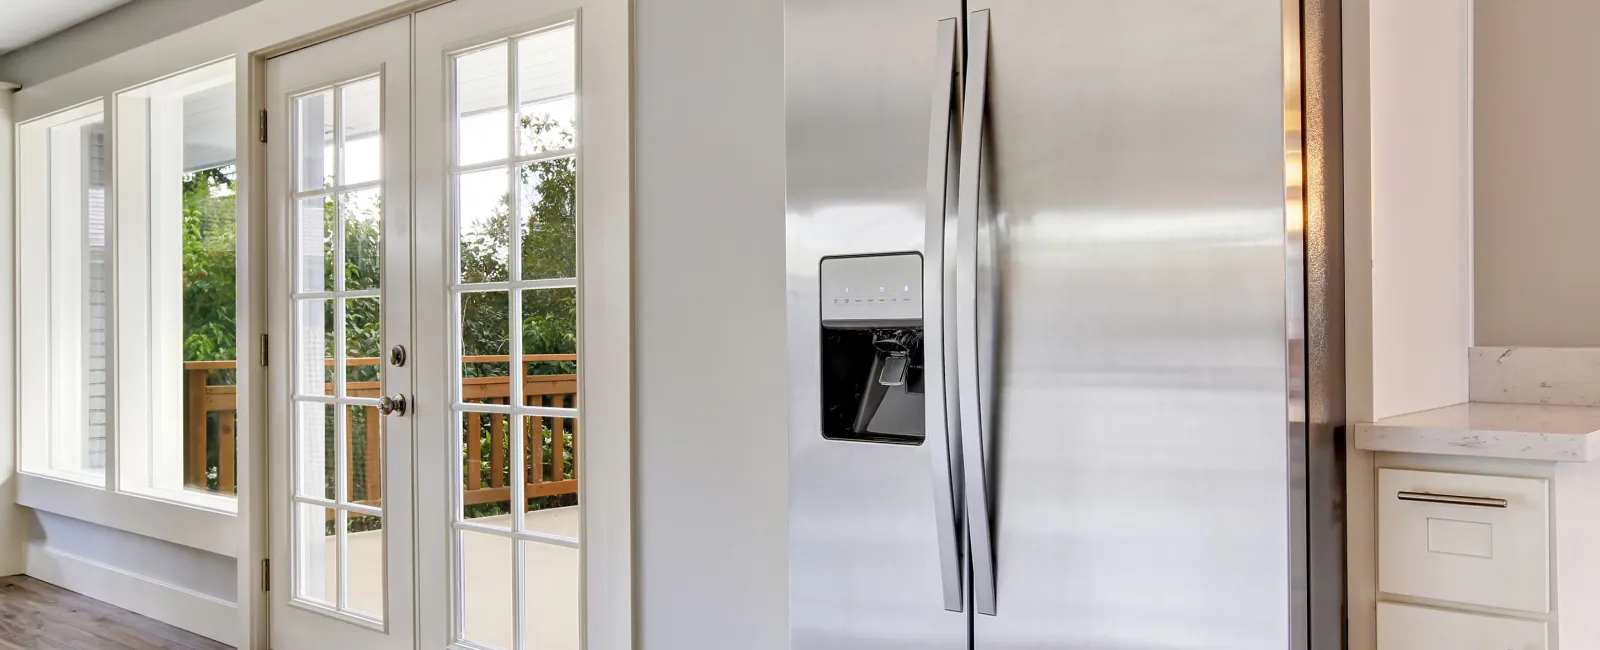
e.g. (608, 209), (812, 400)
(25, 544), (238, 647)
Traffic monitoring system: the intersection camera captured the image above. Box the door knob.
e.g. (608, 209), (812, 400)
(379, 394), (408, 416)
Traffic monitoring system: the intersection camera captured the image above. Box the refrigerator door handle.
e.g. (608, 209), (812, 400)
(925, 16), (966, 614)
(955, 8), (998, 617)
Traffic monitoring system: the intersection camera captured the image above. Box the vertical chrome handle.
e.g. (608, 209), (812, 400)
(924, 16), (965, 614)
(955, 8), (997, 617)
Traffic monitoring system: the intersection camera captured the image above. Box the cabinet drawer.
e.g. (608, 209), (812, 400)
(1378, 469), (1549, 613)
(1378, 602), (1546, 650)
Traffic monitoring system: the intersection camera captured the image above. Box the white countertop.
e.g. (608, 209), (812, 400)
(1353, 402), (1600, 462)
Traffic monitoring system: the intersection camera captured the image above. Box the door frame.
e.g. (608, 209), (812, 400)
(241, 1), (632, 647)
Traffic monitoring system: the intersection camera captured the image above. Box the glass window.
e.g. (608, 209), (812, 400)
(17, 102), (109, 483)
(287, 71), (390, 622)
(114, 59), (239, 508)
(450, 21), (579, 650)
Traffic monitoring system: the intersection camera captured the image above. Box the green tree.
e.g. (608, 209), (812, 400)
(339, 191), (384, 383)
(458, 111), (578, 518)
(181, 166), (238, 492)
(457, 112), (577, 379)
(182, 167), (238, 366)
(181, 107), (578, 516)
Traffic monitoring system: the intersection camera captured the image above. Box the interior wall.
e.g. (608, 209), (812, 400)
(1340, 0), (1376, 642)
(1345, 3), (1474, 648)
(0, 86), (22, 576)
(0, 0), (266, 88)
(26, 511), (236, 600)
(24, 510), (238, 644)
(1473, 0), (1600, 347)
(632, 0), (789, 647)
(1364, 0), (1472, 420)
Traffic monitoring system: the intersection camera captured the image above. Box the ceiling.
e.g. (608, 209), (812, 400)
(0, 0), (132, 56)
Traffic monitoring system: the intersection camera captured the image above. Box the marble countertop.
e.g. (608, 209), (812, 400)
(1353, 402), (1600, 462)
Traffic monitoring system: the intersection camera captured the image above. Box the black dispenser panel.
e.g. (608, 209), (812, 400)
(818, 253), (924, 445)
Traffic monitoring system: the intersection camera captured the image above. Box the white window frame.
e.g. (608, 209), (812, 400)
(14, 94), (243, 563)
(15, 99), (110, 487)
(113, 58), (241, 514)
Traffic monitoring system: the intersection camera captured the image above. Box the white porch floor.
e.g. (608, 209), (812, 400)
(333, 506), (580, 650)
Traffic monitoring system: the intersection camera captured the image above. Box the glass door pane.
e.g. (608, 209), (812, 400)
(446, 20), (580, 650)
(290, 73), (389, 625)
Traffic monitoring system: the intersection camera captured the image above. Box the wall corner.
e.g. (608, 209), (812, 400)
(0, 84), (27, 577)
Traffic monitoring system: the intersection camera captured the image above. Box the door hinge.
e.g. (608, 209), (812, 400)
(258, 109), (268, 143)
(262, 558), (270, 592)
(260, 334), (269, 367)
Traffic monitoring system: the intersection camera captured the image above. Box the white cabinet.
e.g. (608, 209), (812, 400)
(1378, 602), (1546, 650)
(1364, 453), (1600, 650)
(1377, 469), (1549, 613)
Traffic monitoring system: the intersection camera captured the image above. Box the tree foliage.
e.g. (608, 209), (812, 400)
(459, 111), (579, 518)
(181, 167), (237, 493)
(458, 112), (578, 380)
(184, 108), (578, 517)
(182, 167), (238, 365)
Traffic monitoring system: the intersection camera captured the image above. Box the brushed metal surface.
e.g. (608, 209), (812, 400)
(923, 17), (966, 614)
(954, 8), (997, 618)
(1282, 0), (1310, 645)
(1396, 492), (1509, 509)
(1302, 0), (1348, 647)
(785, 2), (968, 649)
(965, 1), (1305, 648)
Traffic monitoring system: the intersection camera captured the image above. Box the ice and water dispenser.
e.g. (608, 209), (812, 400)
(818, 253), (925, 444)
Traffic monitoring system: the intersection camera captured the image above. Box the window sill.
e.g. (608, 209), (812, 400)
(119, 484), (239, 516)
(18, 467), (106, 488)
(16, 472), (239, 557)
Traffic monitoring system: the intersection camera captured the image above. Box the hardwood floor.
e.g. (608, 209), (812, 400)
(0, 576), (232, 650)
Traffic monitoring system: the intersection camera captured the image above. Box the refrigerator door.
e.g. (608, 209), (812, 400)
(963, 1), (1307, 649)
(786, 2), (968, 650)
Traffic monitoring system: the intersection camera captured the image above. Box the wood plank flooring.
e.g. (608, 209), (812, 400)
(0, 576), (232, 650)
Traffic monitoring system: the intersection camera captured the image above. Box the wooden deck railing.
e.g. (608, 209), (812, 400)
(183, 354), (579, 510)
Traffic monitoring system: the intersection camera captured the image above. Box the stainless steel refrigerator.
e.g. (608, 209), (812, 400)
(785, 1), (1345, 649)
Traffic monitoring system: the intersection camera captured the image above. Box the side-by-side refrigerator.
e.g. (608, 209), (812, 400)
(785, 1), (1344, 649)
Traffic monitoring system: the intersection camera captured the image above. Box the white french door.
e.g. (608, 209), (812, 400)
(267, 1), (628, 648)
(412, 2), (594, 648)
(266, 15), (416, 650)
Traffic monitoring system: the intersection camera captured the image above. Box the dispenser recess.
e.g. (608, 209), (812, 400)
(818, 253), (925, 444)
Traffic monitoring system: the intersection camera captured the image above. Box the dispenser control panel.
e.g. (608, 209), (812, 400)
(820, 253), (922, 325)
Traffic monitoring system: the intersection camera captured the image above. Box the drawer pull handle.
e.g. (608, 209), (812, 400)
(1397, 491), (1508, 509)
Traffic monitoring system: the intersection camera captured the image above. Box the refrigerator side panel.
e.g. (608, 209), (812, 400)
(785, 2), (969, 650)
(966, 1), (1304, 648)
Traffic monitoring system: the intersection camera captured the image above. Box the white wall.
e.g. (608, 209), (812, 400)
(1473, 1), (1600, 347)
(27, 511), (236, 598)
(1362, 0), (1472, 421)
(0, 0), (266, 88)
(25, 511), (239, 644)
(0, 85), (23, 576)
(632, 0), (789, 647)
(1344, 3), (1474, 649)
